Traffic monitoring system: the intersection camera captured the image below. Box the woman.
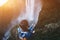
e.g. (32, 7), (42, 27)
(18, 20), (29, 40)
(18, 20), (35, 40)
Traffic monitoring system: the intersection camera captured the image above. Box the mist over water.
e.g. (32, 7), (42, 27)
(17, 0), (42, 25)
(3, 0), (42, 40)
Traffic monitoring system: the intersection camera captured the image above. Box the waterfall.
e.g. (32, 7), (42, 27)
(3, 0), (42, 40)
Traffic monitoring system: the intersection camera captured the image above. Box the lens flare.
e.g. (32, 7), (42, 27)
(0, 0), (8, 7)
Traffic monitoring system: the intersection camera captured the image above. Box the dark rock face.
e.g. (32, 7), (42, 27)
(37, 0), (60, 27)
(29, 22), (60, 40)
(33, 0), (60, 40)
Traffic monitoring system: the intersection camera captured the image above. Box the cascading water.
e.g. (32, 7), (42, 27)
(26, 0), (34, 21)
(17, 0), (35, 24)
(3, 0), (42, 40)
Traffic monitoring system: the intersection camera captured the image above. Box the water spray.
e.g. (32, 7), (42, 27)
(3, 0), (42, 40)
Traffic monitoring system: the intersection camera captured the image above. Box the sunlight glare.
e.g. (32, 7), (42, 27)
(0, 0), (8, 7)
